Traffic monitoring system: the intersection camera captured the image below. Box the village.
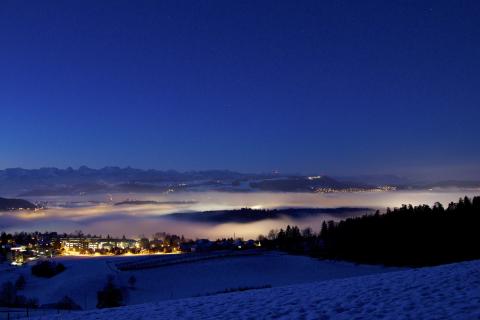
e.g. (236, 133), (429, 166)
(0, 231), (262, 266)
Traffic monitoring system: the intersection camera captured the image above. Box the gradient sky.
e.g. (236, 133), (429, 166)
(1, 1), (479, 178)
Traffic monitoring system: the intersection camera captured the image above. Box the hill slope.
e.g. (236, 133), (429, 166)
(0, 197), (36, 211)
(30, 259), (480, 320)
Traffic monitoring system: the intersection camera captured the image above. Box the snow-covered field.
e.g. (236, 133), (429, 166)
(0, 251), (395, 310)
(27, 259), (480, 320)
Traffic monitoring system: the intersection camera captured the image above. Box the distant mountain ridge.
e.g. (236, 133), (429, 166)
(0, 166), (254, 184)
(0, 167), (478, 196)
(0, 167), (365, 196)
(249, 176), (372, 192)
(334, 174), (413, 186)
(0, 167), (269, 195)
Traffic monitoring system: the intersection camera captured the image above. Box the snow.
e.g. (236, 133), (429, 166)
(0, 251), (395, 309)
(27, 259), (480, 320)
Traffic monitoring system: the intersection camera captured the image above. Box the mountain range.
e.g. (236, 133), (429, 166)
(0, 167), (478, 197)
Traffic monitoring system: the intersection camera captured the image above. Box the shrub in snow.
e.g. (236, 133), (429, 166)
(31, 260), (66, 278)
(56, 295), (82, 310)
(15, 275), (26, 290)
(0, 281), (38, 308)
(0, 281), (16, 306)
(97, 276), (124, 309)
(128, 275), (136, 289)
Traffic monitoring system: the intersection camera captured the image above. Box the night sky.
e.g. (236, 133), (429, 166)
(1, 1), (479, 178)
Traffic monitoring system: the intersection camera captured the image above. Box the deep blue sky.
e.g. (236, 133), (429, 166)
(1, 1), (479, 178)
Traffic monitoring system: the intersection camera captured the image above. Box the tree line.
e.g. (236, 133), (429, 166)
(261, 196), (480, 267)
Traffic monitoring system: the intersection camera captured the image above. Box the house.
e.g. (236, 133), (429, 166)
(61, 237), (138, 252)
(10, 245), (27, 265)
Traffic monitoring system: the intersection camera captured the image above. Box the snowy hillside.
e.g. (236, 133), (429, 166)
(1, 252), (394, 309)
(29, 259), (480, 320)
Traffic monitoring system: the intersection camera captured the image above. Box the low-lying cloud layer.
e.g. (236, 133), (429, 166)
(1, 190), (478, 239)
